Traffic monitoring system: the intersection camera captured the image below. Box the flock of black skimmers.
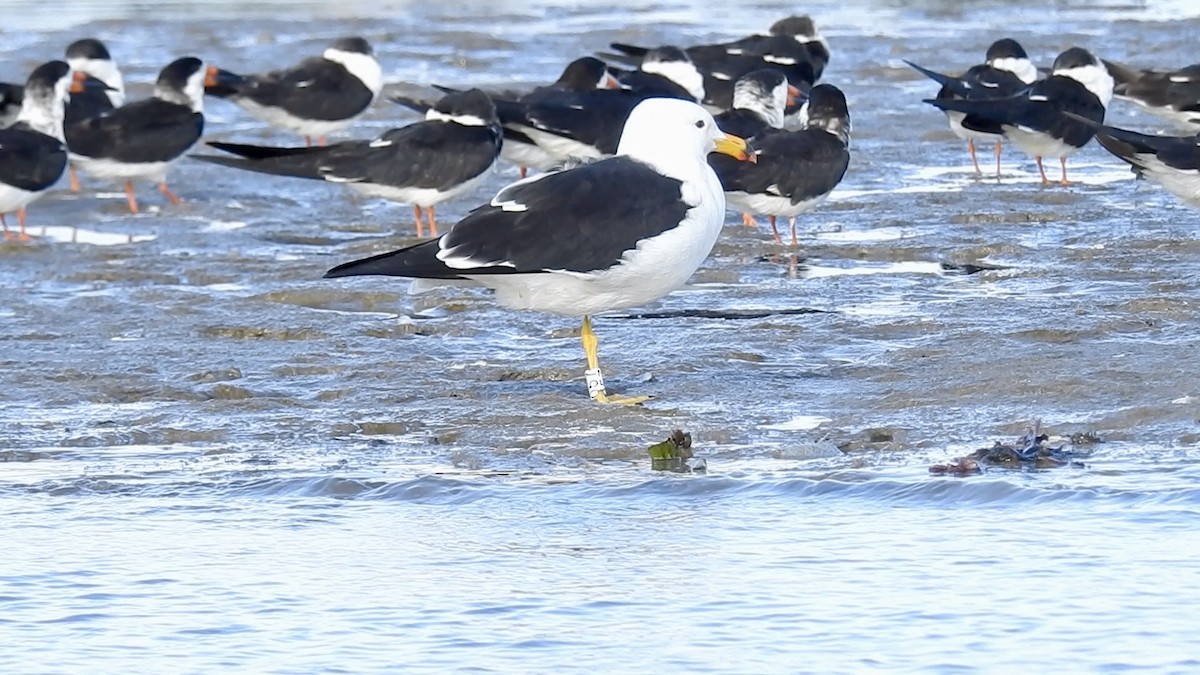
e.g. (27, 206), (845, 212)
(1, 18), (1198, 402)
(907, 38), (1200, 195)
(0, 18), (837, 248)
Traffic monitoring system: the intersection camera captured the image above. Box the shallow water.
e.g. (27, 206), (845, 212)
(4, 0), (1200, 671)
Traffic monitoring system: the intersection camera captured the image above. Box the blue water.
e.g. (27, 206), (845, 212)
(7, 472), (1200, 672)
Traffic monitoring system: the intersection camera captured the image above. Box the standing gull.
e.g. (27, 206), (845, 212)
(324, 98), (755, 404)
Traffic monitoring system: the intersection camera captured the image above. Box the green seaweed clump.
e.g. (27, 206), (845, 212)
(648, 429), (704, 472)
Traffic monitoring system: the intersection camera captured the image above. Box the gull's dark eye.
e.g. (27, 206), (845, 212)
(694, 120), (705, 128)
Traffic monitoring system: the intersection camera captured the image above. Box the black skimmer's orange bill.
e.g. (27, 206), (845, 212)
(206, 37), (382, 147)
(906, 38), (1038, 177)
(710, 83), (849, 246)
(0, 61), (73, 241)
(63, 38), (125, 122)
(65, 57), (239, 213)
(196, 89), (503, 238)
(324, 99), (754, 404)
(925, 47), (1113, 186)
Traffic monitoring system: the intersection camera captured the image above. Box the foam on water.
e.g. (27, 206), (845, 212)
(800, 260), (946, 279)
(759, 415), (833, 431)
(32, 226), (156, 246)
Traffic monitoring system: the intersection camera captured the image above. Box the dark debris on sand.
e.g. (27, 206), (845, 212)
(930, 420), (1096, 476)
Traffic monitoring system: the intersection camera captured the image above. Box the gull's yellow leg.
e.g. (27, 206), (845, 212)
(580, 315), (649, 405)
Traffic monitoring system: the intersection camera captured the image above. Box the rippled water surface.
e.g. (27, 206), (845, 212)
(4, 0), (1200, 671)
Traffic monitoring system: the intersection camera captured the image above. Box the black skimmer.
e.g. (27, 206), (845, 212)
(0, 82), (22, 128)
(323, 98), (755, 404)
(699, 35), (819, 113)
(925, 47), (1113, 185)
(396, 56), (618, 112)
(614, 46), (707, 102)
(906, 38), (1038, 176)
(0, 61), (80, 240)
(608, 15), (828, 110)
(65, 57), (236, 213)
(206, 36), (382, 147)
(1104, 59), (1200, 130)
(1078, 120), (1200, 207)
(709, 68), (797, 228)
(392, 56), (619, 178)
(478, 56), (619, 102)
(63, 37), (126, 191)
(489, 53), (700, 167)
(729, 16), (830, 83)
(63, 37), (125, 120)
(197, 88), (502, 237)
(710, 83), (849, 245)
(712, 69), (797, 140)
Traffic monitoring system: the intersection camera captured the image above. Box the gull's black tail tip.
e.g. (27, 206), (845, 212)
(324, 240), (463, 280)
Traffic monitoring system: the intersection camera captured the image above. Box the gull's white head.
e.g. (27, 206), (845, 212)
(617, 98), (725, 169)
